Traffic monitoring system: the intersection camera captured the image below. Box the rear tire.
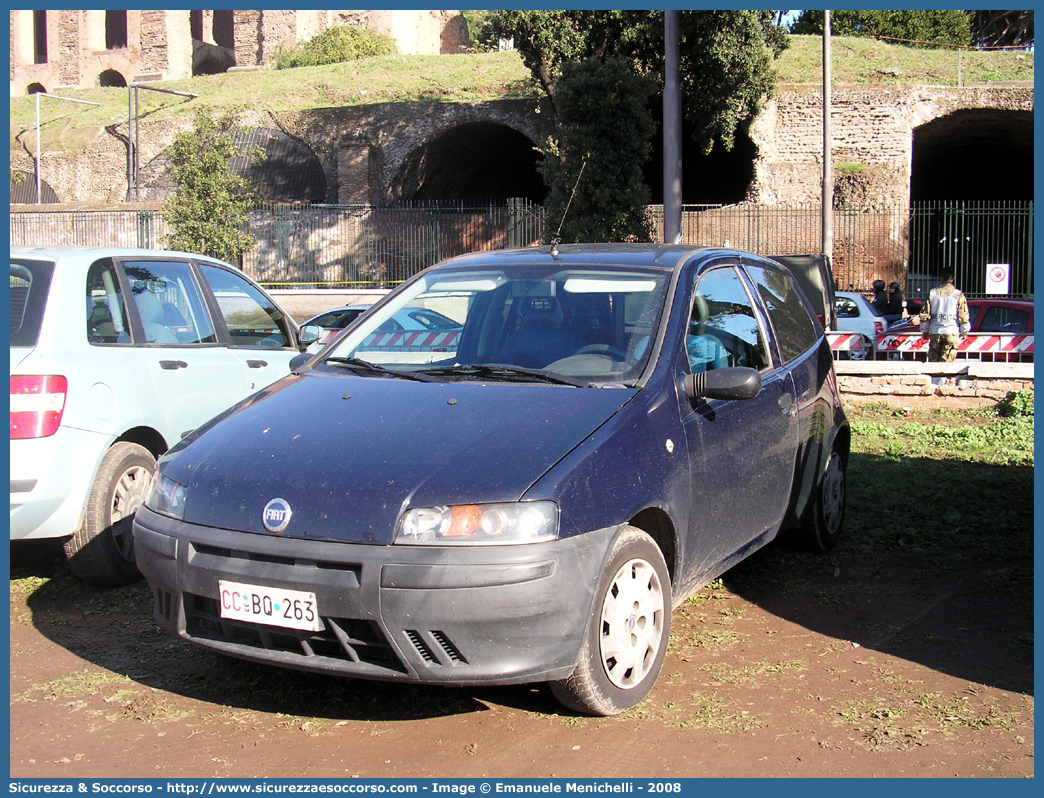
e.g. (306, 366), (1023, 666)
(549, 526), (671, 716)
(64, 442), (155, 586)
(795, 449), (846, 553)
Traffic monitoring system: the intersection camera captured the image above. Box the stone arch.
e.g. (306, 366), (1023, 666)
(26, 83), (47, 95)
(912, 108), (1033, 202)
(231, 127), (327, 202)
(10, 169), (59, 204)
(390, 121), (546, 203)
(138, 127), (326, 203)
(98, 69), (127, 88)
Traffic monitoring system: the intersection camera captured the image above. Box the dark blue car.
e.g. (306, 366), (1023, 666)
(133, 244), (849, 716)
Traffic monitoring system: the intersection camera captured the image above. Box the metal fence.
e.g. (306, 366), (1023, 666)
(908, 201), (1034, 299)
(10, 200), (1032, 297)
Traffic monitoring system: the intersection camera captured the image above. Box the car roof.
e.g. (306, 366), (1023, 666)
(431, 244), (725, 274)
(968, 297), (1033, 307)
(10, 245), (233, 267)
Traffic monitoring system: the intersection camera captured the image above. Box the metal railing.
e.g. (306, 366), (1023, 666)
(10, 200), (1032, 297)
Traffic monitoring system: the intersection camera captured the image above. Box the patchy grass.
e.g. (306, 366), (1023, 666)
(778, 33), (1033, 86)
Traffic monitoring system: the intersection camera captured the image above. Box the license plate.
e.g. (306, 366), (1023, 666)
(218, 580), (322, 632)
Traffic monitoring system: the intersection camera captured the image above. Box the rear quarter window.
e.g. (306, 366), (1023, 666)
(10, 259), (54, 348)
(745, 264), (820, 364)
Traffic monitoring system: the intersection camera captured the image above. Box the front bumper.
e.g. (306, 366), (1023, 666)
(133, 506), (619, 686)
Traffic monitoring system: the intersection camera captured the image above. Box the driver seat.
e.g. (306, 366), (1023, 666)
(498, 296), (582, 369)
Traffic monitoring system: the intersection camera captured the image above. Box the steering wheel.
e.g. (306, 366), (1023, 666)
(575, 344), (628, 361)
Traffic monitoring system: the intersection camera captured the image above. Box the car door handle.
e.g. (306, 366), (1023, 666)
(159, 360), (188, 370)
(247, 359), (268, 369)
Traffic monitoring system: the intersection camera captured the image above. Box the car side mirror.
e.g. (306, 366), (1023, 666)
(299, 324), (321, 346)
(289, 352), (314, 373)
(684, 367), (762, 402)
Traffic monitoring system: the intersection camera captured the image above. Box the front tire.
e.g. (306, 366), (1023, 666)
(64, 442), (155, 586)
(550, 526), (671, 716)
(795, 448), (846, 552)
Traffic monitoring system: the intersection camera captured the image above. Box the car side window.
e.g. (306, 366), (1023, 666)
(745, 264), (819, 365)
(979, 306), (1029, 333)
(86, 260), (132, 345)
(688, 267), (771, 373)
(835, 298), (859, 319)
(197, 263), (292, 348)
(121, 260), (217, 345)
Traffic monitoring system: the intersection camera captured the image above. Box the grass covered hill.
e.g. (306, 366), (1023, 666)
(10, 35), (1033, 157)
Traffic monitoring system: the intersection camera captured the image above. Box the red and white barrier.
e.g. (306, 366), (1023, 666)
(360, 330), (460, 351)
(827, 332), (866, 354)
(874, 332), (1033, 361)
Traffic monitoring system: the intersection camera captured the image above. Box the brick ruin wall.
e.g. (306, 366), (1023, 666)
(10, 10), (468, 95)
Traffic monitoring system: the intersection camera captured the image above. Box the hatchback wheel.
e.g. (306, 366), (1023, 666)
(64, 442), (154, 586)
(550, 526), (671, 716)
(796, 448), (846, 552)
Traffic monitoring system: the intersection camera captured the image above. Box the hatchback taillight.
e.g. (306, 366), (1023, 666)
(10, 375), (68, 439)
(874, 321), (884, 336)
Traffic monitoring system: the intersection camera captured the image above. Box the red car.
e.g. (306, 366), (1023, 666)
(890, 298), (1033, 334)
(880, 298), (1033, 362)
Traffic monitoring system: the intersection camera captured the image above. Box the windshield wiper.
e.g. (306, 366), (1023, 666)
(324, 357), (436, 382)
(419, 363), (591, 388)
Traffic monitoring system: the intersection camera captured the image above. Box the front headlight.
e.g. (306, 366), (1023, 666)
(395, 501), (559, 546)
(145, 472), (188, 520)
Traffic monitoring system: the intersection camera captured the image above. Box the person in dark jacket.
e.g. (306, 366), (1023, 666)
(883, 281), (904, 325)
(870, 279), (888, 315)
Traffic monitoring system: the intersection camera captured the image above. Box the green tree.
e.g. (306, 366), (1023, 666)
(541, 58), (656, 243)
(161, 107), (263, 262)
(792, 10), (972, 46)
(461, 10), (498, 52)
(493, 10), (787, 154)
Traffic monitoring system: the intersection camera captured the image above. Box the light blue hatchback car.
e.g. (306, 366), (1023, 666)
(10, 247), (310, 585)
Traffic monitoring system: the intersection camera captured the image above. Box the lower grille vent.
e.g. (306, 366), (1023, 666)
(431, 630), (467, 664)
(405, 630), (438, 663)
(154, 588), (173, 622)
(404, 630), (467, 666)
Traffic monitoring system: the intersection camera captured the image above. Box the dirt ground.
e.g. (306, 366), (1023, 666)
(10, 494), (1033, 780)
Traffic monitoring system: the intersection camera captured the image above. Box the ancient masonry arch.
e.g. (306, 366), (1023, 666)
(748, 83), (1034, 208)
(275, 99), (554, 205)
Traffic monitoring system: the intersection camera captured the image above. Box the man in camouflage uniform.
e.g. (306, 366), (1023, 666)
(918, 270), (970, 362)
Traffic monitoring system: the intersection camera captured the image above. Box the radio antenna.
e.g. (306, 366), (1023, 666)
(550, 157), (587, 258)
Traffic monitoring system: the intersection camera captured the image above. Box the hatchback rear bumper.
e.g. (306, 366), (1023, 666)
(134, 505), (619, 686)
(10, 427), (110, 540)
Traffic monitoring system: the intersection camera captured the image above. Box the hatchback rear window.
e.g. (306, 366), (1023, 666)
(10, 259), (54, 348)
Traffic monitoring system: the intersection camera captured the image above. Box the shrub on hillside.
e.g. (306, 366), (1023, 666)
(276, 26), (397, 70)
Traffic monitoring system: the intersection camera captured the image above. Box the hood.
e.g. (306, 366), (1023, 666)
(165, 372), (634, 544)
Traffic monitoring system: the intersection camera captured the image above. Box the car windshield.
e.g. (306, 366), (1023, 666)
(10, 258), (55, 348)
(321, 265), (671, 386)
